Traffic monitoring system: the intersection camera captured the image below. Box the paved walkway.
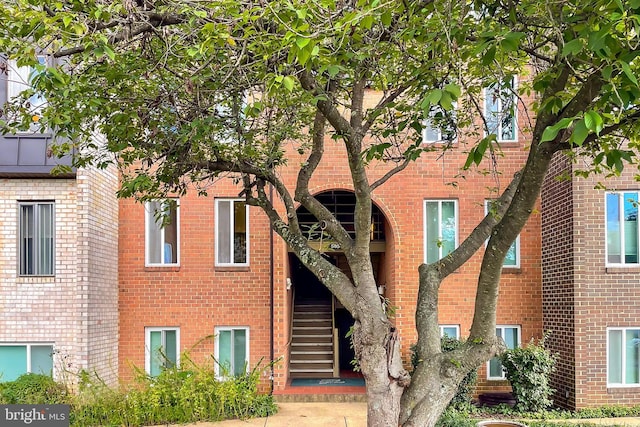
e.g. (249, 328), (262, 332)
(156, 402), (640, 427)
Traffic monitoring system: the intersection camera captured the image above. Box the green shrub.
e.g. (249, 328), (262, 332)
(70, 355), (276, 426)
(411, 336), (478, 409)
(501, 336), (557, 412)
(0, 373), (69, 404)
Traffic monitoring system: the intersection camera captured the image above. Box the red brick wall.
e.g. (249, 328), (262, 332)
(542, 151), (640, 409)
(541, 152), (576, 409)
(571, 159), (640, 408)
(118, 88), (544, 395)
(118, 182), (274, 387)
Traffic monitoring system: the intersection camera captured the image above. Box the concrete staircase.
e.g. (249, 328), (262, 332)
(289, 303), (335, 378)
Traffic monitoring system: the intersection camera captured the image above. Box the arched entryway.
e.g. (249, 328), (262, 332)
(288, 190), (388, 381)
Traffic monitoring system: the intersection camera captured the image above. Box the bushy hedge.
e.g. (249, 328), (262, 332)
(0, 373), (69, 404)
(0, 357), (276, 427)
(501, 337), (557, 412)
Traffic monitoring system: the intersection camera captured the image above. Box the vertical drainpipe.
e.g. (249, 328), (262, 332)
(269, 184), (275, 394)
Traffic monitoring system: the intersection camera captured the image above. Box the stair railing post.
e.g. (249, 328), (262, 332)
(332, 295), (339, 378)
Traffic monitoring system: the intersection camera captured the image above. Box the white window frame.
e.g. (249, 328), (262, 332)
(439, 325), (460, 339)
(422, 104), (457, 144)
(214, 326), (250, 378)
(7, 55), (47, 115)
(18, 201), (55, 276)
(215, 199), (250, 267)
(605, 191), (640, 267)
(423, 199), (459, 263)
(0, 343), (54, 380)
(144, 327), (180, 376)
(607, 327), (640, 387)
(144, 200), (180, 266)
(487, 325), (521, 380)
(484, 200), (520, 268)
(484, 77), (518, 143)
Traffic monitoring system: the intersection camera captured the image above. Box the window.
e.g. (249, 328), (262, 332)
(214, 327), (249, 377)
(422, 107), (456, 144)
(440, 325), (460, 339)
(606, 192), (640, 265)
(145, 327), (179, 377)
(608, 328), (640, 386)
(19, 202), (54, 276)
(7, 55), (47, 115)
(484, 77), (517, 142)
(485, 200), (520, 268)
(215, 199), (249, 266)
(0, 344), (53, 382)
(488, 325), (520, 380)
(145, 200), (179, 266)
(424, 200), (458, 263)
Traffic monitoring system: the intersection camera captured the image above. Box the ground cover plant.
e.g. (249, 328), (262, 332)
(0, 356), (276, 426)
(435, 405), (640, 427)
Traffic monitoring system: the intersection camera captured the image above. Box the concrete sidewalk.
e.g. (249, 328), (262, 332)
(160, 402), (640, 427)
(169, 402), (366, 426)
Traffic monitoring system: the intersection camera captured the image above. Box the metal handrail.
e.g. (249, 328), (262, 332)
(332, 295), (339, 378)
(287, 286), (295, 348)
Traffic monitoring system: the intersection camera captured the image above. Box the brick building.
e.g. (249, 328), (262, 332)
(116, 85), (542, 397)
(1, 55), (639, 410)
(543, 152), (640, 408)
(0, 59), (119, 384)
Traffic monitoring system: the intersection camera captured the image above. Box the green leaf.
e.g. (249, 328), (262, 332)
(381, 11), (392, 26)
(297, 48), (311, 65)
(571, 119), (589, 146)
(440, 92), (453, 111)
(482, 45), (496, 66)
(444, 83), (461, 99)
(282, 76), (295, 92)
(540, 117), (574, 143)
(327, 65), (341, 77)
(500, 32), (523, 52)
(584, 110), (604, 134)
(103, 45), (115, 61)
(62, 15), (73, 28)
(361, 14), (374, 29)
(619, 60), (639, 86)
(562, 39), (583, 57)
(295, 37), (310, 49)
(421, 89), (443, 112)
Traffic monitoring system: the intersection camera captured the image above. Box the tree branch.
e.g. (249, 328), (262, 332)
(54, 12), (187, 57)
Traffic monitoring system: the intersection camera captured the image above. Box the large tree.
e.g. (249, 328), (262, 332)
(1, 0), (639, 425)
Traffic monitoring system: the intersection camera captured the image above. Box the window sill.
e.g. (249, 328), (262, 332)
(501, 267), (521, 274)
(607, 385), (640, 391)
(5, 132), (53, 138)
(144, 265), (181, 272)
(606, 266), (640, 274)
(16, 276), (55, 284)
(215, 266), (251, 272)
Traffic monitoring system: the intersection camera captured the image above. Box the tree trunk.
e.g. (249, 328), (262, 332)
(353, 319), (407, 427)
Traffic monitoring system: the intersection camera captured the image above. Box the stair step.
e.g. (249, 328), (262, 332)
(293, 334), (333, 341)
(293, 328), (332, 335)
(290, 368), (334, 373)
(295, 304), (331, 310)
(293, 318), (333, 327)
